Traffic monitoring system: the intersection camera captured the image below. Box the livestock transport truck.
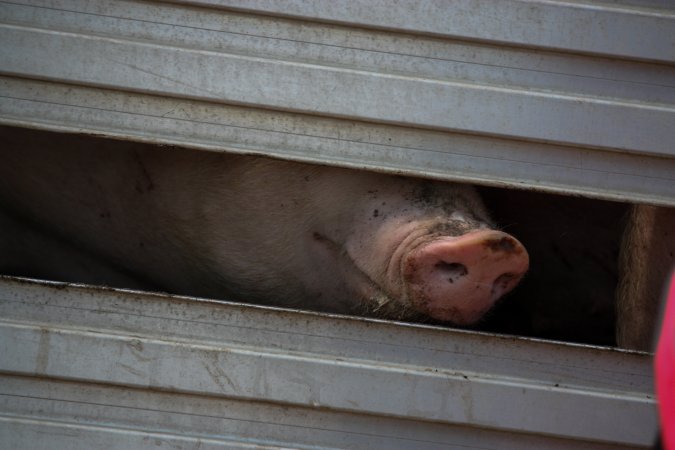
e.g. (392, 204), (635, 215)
(0, 1), (673, 448)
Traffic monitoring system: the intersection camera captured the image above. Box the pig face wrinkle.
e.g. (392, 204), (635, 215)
(312, 230), (422, 321)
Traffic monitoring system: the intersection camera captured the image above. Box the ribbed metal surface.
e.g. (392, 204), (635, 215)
(0, 2), (668, 446)
(0, 0), (673, 204)
(0, 277), (657, 449)
(185, 0), (675, 63)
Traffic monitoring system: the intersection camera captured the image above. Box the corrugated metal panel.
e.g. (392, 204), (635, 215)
(0, 0), (674, 204)
(188, 0), (675, 62)
(0, 2), (667, 447)
(0, 276), (657, 449)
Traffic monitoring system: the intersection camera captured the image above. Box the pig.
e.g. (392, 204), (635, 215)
(0, 126), (529, 326)
(616, 205), (675, 351)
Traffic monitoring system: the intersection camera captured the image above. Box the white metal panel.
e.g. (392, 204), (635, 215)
(183, 0), (675, 63)
(2, 77), (674, 206)
(0, 0), (674, 204)
(4, 0), (674, 104)
(0, 4), (673, 155)
(0, 3), (667, 447)
(0, 276), (657, 449)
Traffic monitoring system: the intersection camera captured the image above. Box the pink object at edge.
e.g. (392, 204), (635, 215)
(656, 273), (675, 450)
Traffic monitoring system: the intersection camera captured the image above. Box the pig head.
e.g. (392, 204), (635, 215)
(307, 171), (529, 324)
(0, 127), (528, 326)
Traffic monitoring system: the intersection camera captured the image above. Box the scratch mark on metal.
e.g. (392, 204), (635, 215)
(108, 58), (218, 97)
(118, 362), (145, 378)
(201, 353), (238, 393)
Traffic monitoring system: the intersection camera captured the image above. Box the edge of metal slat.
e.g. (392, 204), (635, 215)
(0, 276), (658, 447)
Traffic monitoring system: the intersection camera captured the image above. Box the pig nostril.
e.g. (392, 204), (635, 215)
(434, 262), (468, 284)
(492, 273), (516, 294)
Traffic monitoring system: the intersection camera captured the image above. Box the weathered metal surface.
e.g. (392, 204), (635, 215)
(0, 3), (667, 444)
(0, 276), (658, 448)
(1, 76), (674, 206)
(182, 0), (675, 63)
(1, 17), (673, 155)
(0, 1), (674, 204)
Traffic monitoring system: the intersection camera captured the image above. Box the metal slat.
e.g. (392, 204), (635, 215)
(0, 3), (668, 447)
(1, 22), (673, 156)
(2, 77), (674, 206)
(182, 0), (675, 63)
(0, 0), (674, 205)
(0, 277), (657, 448)
(3, 0), (674, 105)
(0, 378), (641, 450)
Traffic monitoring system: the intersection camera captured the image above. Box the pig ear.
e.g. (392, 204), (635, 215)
(403, 230), (528, 325)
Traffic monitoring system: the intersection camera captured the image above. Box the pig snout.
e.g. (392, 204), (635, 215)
(402, 230), (529, 325)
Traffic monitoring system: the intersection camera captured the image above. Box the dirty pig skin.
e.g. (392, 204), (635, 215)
(0, 127), (529, 325)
